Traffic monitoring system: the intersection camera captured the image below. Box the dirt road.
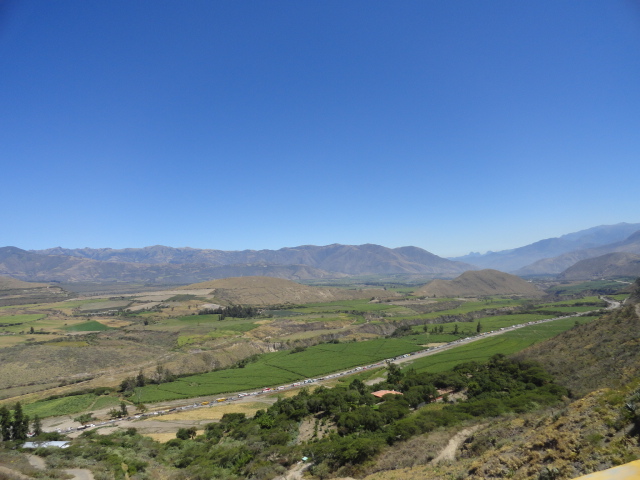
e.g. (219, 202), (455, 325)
(431, 425), (482, 464)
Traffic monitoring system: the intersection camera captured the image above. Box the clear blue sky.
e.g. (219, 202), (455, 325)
(1, 1), (639, 257)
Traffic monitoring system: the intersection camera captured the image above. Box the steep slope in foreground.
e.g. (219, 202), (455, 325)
(514, 304), (640, 397)
(557, 252), (640, 281)
(180, 276), (398, 305)
(363, 301), (640, 480)
(414, 269), (543, 298)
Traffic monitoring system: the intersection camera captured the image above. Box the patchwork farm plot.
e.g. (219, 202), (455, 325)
(0, 279), (617, 419)
(135, 337), (423, 402)
(406, 316), (600, 374)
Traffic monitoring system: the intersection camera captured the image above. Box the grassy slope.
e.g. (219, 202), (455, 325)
(363, 303), (640, 480)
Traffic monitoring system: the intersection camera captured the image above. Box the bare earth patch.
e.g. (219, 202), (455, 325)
(431, 424), (483, 464)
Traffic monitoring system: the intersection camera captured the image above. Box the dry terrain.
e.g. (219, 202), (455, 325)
(415, 269), (544, 298)
(180, 276), (397, 305)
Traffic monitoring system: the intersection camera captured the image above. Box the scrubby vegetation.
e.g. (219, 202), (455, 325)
(1, 276), (637, 479)
(2, 356), (569, 479)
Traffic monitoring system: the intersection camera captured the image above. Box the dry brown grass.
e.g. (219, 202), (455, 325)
(179, 276), (392, 305)
(96, 318), (133, 328)
(144, 432), (201, 443)
(415, 269), (543, 298)
(157, 401), (268, 422)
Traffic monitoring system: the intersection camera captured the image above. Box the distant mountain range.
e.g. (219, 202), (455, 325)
(515, 230), (640, 276)
(0, 244), (474, 285)
(452, 223), (640, 275)
(2, 222), (639, 285)
(34, 244), (473, 275)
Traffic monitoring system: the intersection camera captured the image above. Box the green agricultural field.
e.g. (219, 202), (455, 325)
(78, 300), (131, 312)
(540, 297), (605, 306)
(535, 305), (604, 313)
(48, 299), (111, 309)
(0, 316), (89, 334)
(389, 298), (525, 323)
(0, 314), (45, 325)
(290, 299), (403, 313)
(609, 294), (630, 301)
(19, 394), (123, 419)
(406, 316), (600, 374)
(90, 395), (122, 411)
(135, 304), (604, 403)
(135, 338), (423, 402)
(176, 314), (221, 322)
(279, 328), (346, 341)
(164, 315), (260, 346)
(64, 320), (114, 332)
(409, 313), (553, 337)
(22, 394), (96, 418)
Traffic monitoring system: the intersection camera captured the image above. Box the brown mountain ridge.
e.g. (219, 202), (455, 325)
(415, 269), (544, 297)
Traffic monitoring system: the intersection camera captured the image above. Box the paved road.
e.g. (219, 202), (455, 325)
(43, 298), (617, 436)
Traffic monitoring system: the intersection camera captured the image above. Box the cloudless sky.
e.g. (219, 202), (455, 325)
(1, 0), (639, 257)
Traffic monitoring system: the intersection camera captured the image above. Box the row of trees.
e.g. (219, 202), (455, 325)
(120, 365), (175, 393)
(37, 355), (568, 480)
(0, 402), (41, 441)
(199, 304), (259, 320)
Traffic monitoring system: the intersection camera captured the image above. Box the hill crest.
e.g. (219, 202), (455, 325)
(414, 269), (543, 297)
(181, 276), (397, 305)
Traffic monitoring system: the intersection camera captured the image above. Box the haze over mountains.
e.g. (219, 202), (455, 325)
(0, 222), (639, 285)
(452, 222), (640, 273)
(514, 230), (640, 276)
(0, 244), (473, 285)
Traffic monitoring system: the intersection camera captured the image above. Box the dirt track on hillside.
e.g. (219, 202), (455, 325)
(431, 424), (483, 464)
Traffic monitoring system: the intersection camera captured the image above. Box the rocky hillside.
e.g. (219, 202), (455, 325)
(0, 274), (71, 306)
(514, 302), (640, 397)
(33, 243), (475, 276)
(180, 276), (397, 305)
(557, 252), (640, 281)
(0, 247), (337, 284)
(452, 223), (640, 272)
(516, 229), (640, 276)
(362, 292), (640, 480)
(414, 269), (543, 298)
(628, 278), (640, 306)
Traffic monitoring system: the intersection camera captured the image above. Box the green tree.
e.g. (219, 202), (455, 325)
(0, 406), (11, 441)
(386, 362), (403, 386)
(32, 415), (43, 436)
(453, 323), (459, 335)
(136, 369), (146, 387)
(176, 426), (197, 440)
(11, 402), (29, 441)
(108, 408), (122, 419)
(476, 322), (482, 333)
(120, 401), (128, 417)
(74, 413), (95, 425)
